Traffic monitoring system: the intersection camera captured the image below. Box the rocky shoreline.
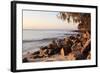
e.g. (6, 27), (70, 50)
(23, 31), (91, 63)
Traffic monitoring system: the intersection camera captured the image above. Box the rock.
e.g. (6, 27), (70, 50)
(23, 58), (29, 63)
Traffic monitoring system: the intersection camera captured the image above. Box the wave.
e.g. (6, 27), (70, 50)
(23, 33), (78, 43)
(23, 37), (57, 43)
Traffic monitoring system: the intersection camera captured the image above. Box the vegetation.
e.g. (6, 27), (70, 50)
(57, 12), (91, 31)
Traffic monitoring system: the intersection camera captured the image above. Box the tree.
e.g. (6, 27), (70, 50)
(57, 12), (91, 31)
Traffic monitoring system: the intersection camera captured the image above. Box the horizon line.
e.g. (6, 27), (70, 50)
(23, 29), (79, 30)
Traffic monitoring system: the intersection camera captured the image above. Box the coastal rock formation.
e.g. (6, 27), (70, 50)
(23, 31), (91, 62)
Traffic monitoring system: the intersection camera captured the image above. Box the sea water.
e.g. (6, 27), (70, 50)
(22, 29), (78, 53)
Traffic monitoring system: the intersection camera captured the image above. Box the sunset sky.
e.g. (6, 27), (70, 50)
(23, 10), (78, 30)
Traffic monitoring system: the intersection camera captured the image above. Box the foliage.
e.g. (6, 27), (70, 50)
(57, 12), (91, 31)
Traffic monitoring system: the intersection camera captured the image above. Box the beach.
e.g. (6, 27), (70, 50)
(22, 30), (91, 63)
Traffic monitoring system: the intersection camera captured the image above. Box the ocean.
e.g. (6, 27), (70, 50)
(22, 29), (78, 54)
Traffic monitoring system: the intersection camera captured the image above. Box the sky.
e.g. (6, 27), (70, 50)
(23, 10), (78, 30)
